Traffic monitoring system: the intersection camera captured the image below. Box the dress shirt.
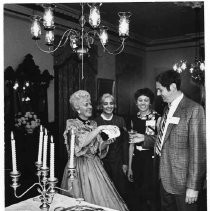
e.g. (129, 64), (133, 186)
(159, 93), (183, 149)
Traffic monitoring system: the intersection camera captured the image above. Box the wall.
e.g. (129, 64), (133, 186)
(4, 6), (55, 122)
(4, 5), (203, 122)
(145, 42), (204, 104)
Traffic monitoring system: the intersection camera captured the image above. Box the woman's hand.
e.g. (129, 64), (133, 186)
(127, 168), (133, 182)
(129, 133), (145, 143)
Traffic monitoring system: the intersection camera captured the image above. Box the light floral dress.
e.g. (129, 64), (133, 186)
(61, 118), (129, 211)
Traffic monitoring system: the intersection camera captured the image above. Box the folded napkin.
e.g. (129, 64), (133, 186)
(101, 125), (120, 140)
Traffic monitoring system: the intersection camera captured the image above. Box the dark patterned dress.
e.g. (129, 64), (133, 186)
(95, 115), (129, 201)
(131, 110), (160, 206)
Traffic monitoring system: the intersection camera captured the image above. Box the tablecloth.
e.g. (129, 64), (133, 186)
(5, 193), (118, 211)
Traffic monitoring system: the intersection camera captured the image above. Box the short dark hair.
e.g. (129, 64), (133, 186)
(155, 70), (181, 90)
(134, 88), (155, 104)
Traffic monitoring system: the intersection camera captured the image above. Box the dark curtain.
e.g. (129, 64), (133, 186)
(115, 53), (144, 119)
(54, 40), (98, 182)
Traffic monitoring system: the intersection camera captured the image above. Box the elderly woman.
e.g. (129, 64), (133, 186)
(95, 93), (129, 203)
(61, 90), (128, 211)
(128, 88), (161, 211)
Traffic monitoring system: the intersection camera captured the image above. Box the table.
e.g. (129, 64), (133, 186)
(5, 193), (118, 211)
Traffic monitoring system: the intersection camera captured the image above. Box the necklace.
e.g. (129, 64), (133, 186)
(101, 113), (113, 121)
(77, 116), (90, 125)
(137, 110), (151, 120)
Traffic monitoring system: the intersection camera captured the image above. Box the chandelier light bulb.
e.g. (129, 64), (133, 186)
(25, 97), (31, 102)
(181, 61), (187, 70)
(189, 67), (194, 73)
(43, 4), (55, 30)
(25, 81), (30, 87)
(173, 64), (178, 71)
(31, 16), (41, 40)
(99, 26), (108, 46)
(45, 31), (54, 46)
(13, 82), (19, 90)
(200, 62), (205, 71)
(89, 5), (101, 28)
(118, 12), (131, 37)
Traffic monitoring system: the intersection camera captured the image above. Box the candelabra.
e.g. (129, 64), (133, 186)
(10, 129), (77, 211)
(10, 162), (77, 210)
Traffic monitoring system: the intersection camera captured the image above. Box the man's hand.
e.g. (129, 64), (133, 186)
(185, 188), (199, 204)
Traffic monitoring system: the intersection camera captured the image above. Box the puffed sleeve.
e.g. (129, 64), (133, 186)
(63, 119), (78, 154)
(63, 119), (90, 157)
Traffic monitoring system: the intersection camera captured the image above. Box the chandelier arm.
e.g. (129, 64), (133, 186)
(35, 29), (75, 54)
(101, 38), (125, 55)
(57, 29), (74, 48)
(35, 41), (55, 54)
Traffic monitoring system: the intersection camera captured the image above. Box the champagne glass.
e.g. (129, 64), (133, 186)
(128, 120), (137, 143)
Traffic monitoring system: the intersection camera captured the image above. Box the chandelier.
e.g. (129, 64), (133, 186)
(30, 3), (131, 58)
(173, 2), (205, 86)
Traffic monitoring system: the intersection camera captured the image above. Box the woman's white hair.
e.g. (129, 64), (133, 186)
(69, 90), (91, 112)
(99, 93), (116, 109)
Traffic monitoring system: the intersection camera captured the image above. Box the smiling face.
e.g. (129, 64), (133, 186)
(102, 96), (115, 115)
(156, 82), (173, 103)
(136, 95), (150, 113)
(78, 98), (92, 120)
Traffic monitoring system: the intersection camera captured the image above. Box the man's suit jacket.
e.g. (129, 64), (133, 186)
(158, 95), (206, 195)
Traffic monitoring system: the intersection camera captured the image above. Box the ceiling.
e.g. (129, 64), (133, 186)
(66, 2), (204, 41)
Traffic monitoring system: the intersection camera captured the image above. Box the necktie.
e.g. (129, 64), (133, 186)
(155, 106), (169, 156)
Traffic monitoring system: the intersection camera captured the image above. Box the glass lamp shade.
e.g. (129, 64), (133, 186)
(43, 5), (55, 30)
(99, 26), (108, 46)
(89, 5), (101, 28)
(45, 31), (54, 46)
(118, 12), (131, 38)
(31, 16), (41, 40)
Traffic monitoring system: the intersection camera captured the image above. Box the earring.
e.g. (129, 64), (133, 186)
(78, 110), (80, 114)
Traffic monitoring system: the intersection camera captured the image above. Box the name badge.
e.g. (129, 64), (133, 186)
(168, 117), (180, 124)
(146, 120), (156, 127)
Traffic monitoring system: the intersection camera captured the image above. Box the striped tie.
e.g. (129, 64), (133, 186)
(155, 106), (169, 156)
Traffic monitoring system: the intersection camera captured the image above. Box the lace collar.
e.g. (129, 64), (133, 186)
(101, 113), (113, 121)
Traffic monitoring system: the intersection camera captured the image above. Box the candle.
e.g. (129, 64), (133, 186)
(42, 129), (48, 169)
(37, 125), (43, 164)
(11, 132), (18, 173)
(50, 136), (55, 180)
(11, 131), (14, 140)
(69, 129), (75, 169)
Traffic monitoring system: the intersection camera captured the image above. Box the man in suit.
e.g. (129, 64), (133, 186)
(130, 70), (206, 211)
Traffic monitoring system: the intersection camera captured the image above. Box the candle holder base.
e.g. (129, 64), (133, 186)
(68, 167), (77, 182)
(40, 166), (49, 171)
(35, 162), (43, 169)
(40, 202), (50, 211)
(48, 178), (58, 194)
(10, 171), (21, 189)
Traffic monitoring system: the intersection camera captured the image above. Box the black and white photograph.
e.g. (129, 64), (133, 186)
(2, 1), (208, 210)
